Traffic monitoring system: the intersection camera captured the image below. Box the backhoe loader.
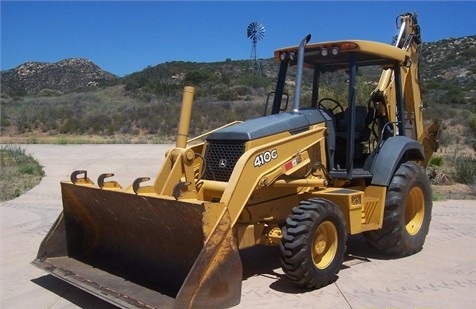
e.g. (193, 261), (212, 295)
(33, 12), (440, 309)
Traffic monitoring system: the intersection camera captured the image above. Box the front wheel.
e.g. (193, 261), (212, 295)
(280, 198), (347, 289)
(364, 162), (432, 256)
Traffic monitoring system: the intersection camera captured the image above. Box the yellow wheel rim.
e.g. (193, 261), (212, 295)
(312, 221), (338, 270)
(405, 186), (425, 235)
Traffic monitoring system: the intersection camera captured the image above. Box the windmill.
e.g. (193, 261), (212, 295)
(247, 21), (265, 75)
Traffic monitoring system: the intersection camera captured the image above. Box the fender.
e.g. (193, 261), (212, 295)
(370, 136), (425, 186)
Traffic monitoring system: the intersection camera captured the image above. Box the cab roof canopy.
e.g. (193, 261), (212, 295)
(274, 40), (409, 71)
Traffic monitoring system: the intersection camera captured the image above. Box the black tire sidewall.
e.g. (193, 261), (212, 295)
(306, 204), (347, 279)
(392, 162), (432, 254)
(365, 162), (433, 256)
(280, 198), (347, 288)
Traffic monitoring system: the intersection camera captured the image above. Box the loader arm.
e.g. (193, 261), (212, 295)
(221, 124), (327, 226)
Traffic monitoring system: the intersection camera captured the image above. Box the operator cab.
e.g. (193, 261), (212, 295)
(270, 39), (410, 179)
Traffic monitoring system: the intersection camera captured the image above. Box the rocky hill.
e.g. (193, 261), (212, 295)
(0, 58), (117, 95)
(419, 36), (476, 104)
(1, 36), (475, 102)
(121, 35), (476, 105)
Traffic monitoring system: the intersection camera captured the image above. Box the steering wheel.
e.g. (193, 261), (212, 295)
(318, 98), (344, 115)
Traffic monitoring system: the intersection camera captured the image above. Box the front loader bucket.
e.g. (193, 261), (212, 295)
(32, 182), (242, 309)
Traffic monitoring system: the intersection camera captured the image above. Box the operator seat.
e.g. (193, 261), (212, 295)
(334, 105), (374, 168)
(335, 106), (373, 142)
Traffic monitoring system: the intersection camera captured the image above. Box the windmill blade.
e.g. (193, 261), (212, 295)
(247, 22), (265, 42)
(247, 22), (258, 39)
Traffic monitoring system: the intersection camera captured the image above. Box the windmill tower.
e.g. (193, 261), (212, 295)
(247, 22), (265, 75)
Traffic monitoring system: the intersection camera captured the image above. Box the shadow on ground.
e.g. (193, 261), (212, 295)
(31, 234), (394, 307)
(31, 275), (117, 309)
(239, 234), (394, 294)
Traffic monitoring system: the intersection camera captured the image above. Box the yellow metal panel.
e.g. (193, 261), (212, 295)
(240, 193), (303, 225)
(235, 224), (265, 249)
(311, 188), (364, 234)
(361, 185), (387, 232)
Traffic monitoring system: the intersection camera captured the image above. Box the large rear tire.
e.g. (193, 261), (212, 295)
(280, 198), (347, 289)
(364, 162), (432, 256)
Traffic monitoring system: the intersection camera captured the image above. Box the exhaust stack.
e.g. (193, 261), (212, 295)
(292, 34), (311, 112)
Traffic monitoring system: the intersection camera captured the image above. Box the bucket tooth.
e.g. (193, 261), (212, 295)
(98, 173), (122, 189)
(132, 177), (152, 194)
(70, 170), (94, 185)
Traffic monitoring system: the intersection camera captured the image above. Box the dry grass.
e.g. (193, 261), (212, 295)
(0, 133), (173, 145)
(0, 145), (45, 201)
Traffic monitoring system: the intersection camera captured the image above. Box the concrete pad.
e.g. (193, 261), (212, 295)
(1, 144), (475, 309)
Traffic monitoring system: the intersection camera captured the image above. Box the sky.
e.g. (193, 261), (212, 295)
(1, 1), (476, 77)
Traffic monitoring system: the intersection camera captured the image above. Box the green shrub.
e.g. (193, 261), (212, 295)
(38, 88), (62, 97)
(18, 163), (44, 175)
(184, 69), (215, 86)
(461, 48), (476, 58)
(437, 130), (451, 147)
(452, 156), (476, 185)
(429, 156), (444, 167)
(469, 113), (476, 134)
(238, 75), (272, 89)
(0, 146), (44, 201)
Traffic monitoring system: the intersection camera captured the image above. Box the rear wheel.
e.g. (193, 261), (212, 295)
(280, 198), (347, 289)
(364, 162), (432, 256)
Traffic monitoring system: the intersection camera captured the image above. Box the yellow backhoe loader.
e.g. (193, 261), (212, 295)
(33, 12), (440, 309)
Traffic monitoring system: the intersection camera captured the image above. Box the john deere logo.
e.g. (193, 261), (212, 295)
(219, 159), (227, 169)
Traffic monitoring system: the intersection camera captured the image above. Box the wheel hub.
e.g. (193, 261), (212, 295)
(312, 221), (338, 269)
(405, 186), (425, 235)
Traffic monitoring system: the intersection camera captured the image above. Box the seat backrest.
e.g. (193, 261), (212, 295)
(336, 106), (368, 132)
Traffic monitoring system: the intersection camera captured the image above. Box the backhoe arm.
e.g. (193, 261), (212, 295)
(372, 12), (439, 166)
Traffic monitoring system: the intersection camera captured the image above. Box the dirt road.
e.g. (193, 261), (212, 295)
(1, 144), (475, 309)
